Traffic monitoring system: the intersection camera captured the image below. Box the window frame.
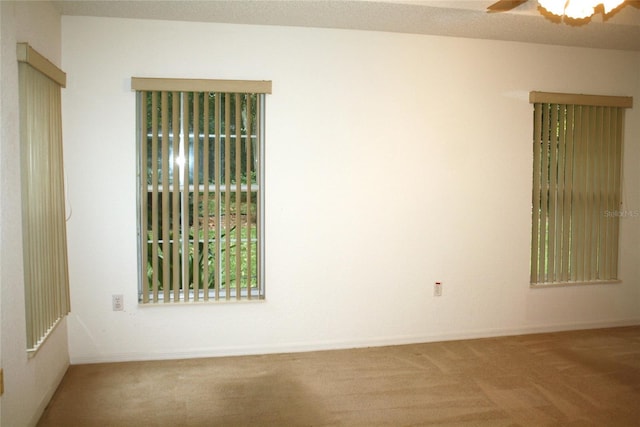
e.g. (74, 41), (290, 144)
(133, 78), (271, 303)
(18, 43), (70, 353)
(529, 91), (632, 287)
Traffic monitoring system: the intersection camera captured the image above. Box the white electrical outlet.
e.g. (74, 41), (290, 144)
(434, 282), (442, 297)
(112, 294), (124, 311)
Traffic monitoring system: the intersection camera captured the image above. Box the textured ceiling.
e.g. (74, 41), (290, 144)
(53, 0), (640, 51)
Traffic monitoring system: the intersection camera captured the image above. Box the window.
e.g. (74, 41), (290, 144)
(132, 78), (271, 303)
(17, 43), (70, 352)
(530, 91), (632, 285)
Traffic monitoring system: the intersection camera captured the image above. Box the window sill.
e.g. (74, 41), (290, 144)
(27, 314), (66, 358)
(137, 297), (266, 307)
(530, 280), (622, 288)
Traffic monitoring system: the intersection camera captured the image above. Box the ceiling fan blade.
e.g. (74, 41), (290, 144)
(487, 0), (528, 13)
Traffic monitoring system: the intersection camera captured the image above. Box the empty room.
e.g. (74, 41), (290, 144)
(1, 0), (639, 426)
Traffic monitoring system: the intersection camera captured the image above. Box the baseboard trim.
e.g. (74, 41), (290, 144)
(69, 318), (640, 365)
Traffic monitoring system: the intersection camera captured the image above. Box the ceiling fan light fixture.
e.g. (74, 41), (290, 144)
(539, 0), (568, 16)
(538, 0), (625, 19)
(564, 1), (595, 18)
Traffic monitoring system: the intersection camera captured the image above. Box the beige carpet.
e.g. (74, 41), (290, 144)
(38, 326), (640, 426)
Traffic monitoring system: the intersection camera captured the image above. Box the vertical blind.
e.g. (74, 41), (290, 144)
(132, 78), (270, 303)
(17, 43), (70, 352)
(530, 91), (632, 285)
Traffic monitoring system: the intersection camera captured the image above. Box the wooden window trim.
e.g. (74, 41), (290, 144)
(16, 43), (66, 88)
(131, 77), (272, 94)
(529, 91), (632, 109)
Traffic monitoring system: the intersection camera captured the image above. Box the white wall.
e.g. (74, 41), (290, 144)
(62, 16), (640, 364)
(0, 1), (70, 426)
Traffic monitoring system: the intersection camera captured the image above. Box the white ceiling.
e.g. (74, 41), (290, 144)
(53, 0), (640, 51)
